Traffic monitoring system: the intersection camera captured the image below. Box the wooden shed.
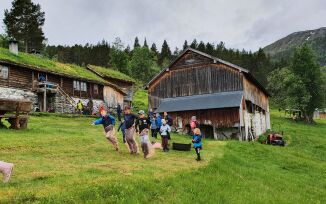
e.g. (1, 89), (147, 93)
(87, 65), (136, 106)
(148, 48), (270, 140)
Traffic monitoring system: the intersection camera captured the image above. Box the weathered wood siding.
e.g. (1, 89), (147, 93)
(170, 50), (214, 69)
(169, 107), (240, 128)
(149, 64), (243, 109)
(104, 77), (134, 102)
(242, 76), (269, 111)
(103, 86), (124, 108)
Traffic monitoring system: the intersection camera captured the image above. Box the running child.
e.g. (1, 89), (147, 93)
(135, 110), (152, 158)
(92, 109), (119, 151)
(124, 106), (139, 154)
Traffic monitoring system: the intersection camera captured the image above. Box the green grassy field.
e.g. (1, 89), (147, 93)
(0, 110), (325, 203)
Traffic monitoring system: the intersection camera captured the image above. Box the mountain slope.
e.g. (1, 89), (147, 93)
(263, 27), (326, 65)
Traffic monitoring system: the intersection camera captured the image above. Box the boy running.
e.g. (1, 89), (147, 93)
(92, 109), (119, 151)
(124, 106), (139, 154)
(135, 110), (152, 158)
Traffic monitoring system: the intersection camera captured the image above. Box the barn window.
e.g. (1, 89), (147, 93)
(93, 84), (98, 94)
(0, 65), (9, 79)
(81, 82), (87, 92)
(73, 80), (80, 90)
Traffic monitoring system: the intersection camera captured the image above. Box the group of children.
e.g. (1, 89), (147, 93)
(0, 106), (202, 184)
(92, 106), (203, 161)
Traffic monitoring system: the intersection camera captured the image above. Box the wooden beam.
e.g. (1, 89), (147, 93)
(213, 124), (218, 140)
(43, 83), (46, 112)
(31, 71), (34, 90)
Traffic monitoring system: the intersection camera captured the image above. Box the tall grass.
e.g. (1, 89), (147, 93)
(0, 110), (325, 203)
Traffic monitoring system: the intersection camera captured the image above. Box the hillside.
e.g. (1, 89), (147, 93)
(263, 27), (326, 65)
(0, 110), (325, 203)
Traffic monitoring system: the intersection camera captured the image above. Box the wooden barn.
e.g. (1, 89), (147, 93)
(0, 44), (126, 113)
(148, 48), (270, 140)
(87, 65), (136, 106)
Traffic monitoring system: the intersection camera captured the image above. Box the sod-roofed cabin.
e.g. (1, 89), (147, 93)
(148, 48), (270, 140)
(87, 65), (136, 106)
(0, 43), (125, 113)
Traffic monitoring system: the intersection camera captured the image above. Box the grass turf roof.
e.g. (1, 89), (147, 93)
(0, 47), (107, 84)
(87, 64), (136, 83)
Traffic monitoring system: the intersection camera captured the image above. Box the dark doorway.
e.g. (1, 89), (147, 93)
(199, 124), (214, 138)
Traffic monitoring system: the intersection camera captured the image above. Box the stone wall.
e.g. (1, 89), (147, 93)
(72, 97), (106, 114)
(54, 94), (75, 113)
(0, 87), (38, 110)
(53, 95), (106, 114)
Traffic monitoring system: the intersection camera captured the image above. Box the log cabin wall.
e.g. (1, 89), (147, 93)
(149, 63), (243, 109)
(98, 85), (104, 100)
(0, 62), (105, 100)
(3, 64), (33, 90)
(61, 77), (74, 95)
(0, 64), (10, 88)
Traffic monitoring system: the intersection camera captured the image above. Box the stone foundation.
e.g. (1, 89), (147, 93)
(0, 87), (38, 110)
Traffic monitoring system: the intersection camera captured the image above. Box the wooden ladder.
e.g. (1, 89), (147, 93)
(57, 86), (77, 112)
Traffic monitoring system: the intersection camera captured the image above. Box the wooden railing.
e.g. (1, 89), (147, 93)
(57, 85), (77, 109)
(35, 81), (76, 112)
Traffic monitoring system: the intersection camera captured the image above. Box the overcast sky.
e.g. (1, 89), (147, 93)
(1, 0), (325, 51)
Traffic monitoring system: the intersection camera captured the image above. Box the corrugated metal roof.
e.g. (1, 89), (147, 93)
(156, 91), (243, 113)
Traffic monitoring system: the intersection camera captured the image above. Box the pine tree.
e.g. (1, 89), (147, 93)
(183, 40), (188, 50)
(150, 43), (158, 55)
(143, 38), (148, 48)
(205, 42), (214, 55)
(133, 37), (140, 48)
(197, 41), (206, 52)
(158, 40), (172, 66)
(173, 47), (180, 59)
(190, 39), (198, 49)
(4, 0), (45, 52)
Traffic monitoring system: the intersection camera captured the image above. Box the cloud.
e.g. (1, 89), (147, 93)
(1, 0), (325, 51)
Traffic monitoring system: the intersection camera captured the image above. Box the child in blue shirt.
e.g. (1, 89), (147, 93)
(192, 128), (202, 161)
(149, 114), (157, 141)
(92, 109), (119, 151)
